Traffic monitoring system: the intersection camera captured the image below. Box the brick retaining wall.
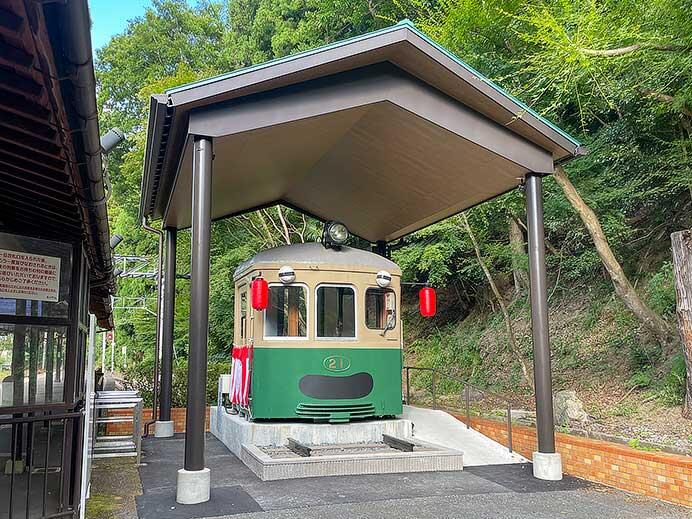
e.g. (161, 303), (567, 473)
(450, 412), (692, 508)
(104, 407), (210, 435)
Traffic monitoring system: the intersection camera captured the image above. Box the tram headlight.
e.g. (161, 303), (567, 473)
(278, 265), (296, 284)
(323, 221), (349, 249)
(376, 270), (392, 288)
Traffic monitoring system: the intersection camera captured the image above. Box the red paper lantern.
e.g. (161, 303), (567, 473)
(419, 287), (436, 317)
(251, 278), (269, 311)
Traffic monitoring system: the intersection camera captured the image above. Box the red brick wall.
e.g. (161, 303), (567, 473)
(104, 407), (210, 435)
(450, 412), (692, 508)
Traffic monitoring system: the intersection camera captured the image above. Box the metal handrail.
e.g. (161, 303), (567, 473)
(0, 402), (82, 415)
(403, 366), (512, 402)
(403, 365), (514, 453)
(0, 412), (81, 425)
(93, 392), (143, 464)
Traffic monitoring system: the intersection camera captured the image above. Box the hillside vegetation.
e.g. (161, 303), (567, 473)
(404, 270), (689, 449)
(97, 0), (692, 444)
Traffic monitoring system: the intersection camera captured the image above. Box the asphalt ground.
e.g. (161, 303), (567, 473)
(125, 433), (691, 519)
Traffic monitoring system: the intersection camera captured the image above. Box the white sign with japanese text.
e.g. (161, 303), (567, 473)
(0, 249), (61, 302)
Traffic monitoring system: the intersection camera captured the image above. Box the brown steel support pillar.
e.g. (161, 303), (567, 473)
(156, 228), (176, 438)
(525, 172), (562, 480)
(177, 136), (212, 504)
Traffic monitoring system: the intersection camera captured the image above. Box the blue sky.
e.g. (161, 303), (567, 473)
(89, 0), (153, 51)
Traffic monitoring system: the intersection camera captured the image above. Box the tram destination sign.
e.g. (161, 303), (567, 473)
(0, 248), (61, 302)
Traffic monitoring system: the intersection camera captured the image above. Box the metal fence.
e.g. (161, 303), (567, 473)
(403, 366), (514, 453)
(1, 403), (83, 519)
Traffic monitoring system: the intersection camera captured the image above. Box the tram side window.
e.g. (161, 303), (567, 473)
(265, 285), (307, 338)
(365, 288), (396, 330)
(317, 286), (355, 338)
(239, 290), (248, 342)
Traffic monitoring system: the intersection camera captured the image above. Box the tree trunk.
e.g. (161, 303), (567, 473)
(461, 214), (534, 388)
(553, 166), (678, 348)
(671, 230), (692, 418)
(514, 216), (561, 256)
(509, 216), (529, 296)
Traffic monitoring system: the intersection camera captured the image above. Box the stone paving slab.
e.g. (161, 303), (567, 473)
(244, 470), (510, 511)
(136, 485), (261, 519)
(465, 463), (593, 493)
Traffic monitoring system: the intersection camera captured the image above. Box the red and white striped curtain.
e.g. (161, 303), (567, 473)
(230, 344), (252, 407)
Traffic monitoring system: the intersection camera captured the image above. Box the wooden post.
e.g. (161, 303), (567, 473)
(671, 230), (692, 418)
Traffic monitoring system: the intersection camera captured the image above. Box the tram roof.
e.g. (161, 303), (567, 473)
(141, 20), (584, 243)
(234, 242), (400, 280)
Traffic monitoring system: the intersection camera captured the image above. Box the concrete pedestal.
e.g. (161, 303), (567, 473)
(210, 406), (412, 457)
(176, 467), (211, 504)
(155, 420), (174, 438)
(242, 439), (464, 481)
(532, 451), (562, 481)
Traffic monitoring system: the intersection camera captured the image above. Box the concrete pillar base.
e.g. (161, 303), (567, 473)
(532, 451), (562, 481)
(155, 420), (174, 438)
(176, 467), (211, 504)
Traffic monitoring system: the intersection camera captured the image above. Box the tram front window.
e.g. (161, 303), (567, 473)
(317, 285), (355, 338)
(265, 285), (307, 338)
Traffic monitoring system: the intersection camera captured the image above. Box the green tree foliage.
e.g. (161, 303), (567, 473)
(96, 0), (392, 385)
(397, 0), (691, 286)
(97, 0), (691, 401)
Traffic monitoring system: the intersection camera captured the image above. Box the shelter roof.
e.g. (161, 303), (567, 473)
(141, 20), (583, 243)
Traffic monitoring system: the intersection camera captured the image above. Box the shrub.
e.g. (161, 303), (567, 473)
(646, 262), (677, 317)
(171, 359), (230, 407)
(627, 341), (661, 371)
(125, 359), (230, 407)
(657, 354), (686, 406)
(626, 370), (652, 389)
(627, 438), (658, 452)
(409, 324), (485, 395)
(611, 403), (639, 417)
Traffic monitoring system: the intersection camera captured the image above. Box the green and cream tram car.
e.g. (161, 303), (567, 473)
(230, 234), (405, 423)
